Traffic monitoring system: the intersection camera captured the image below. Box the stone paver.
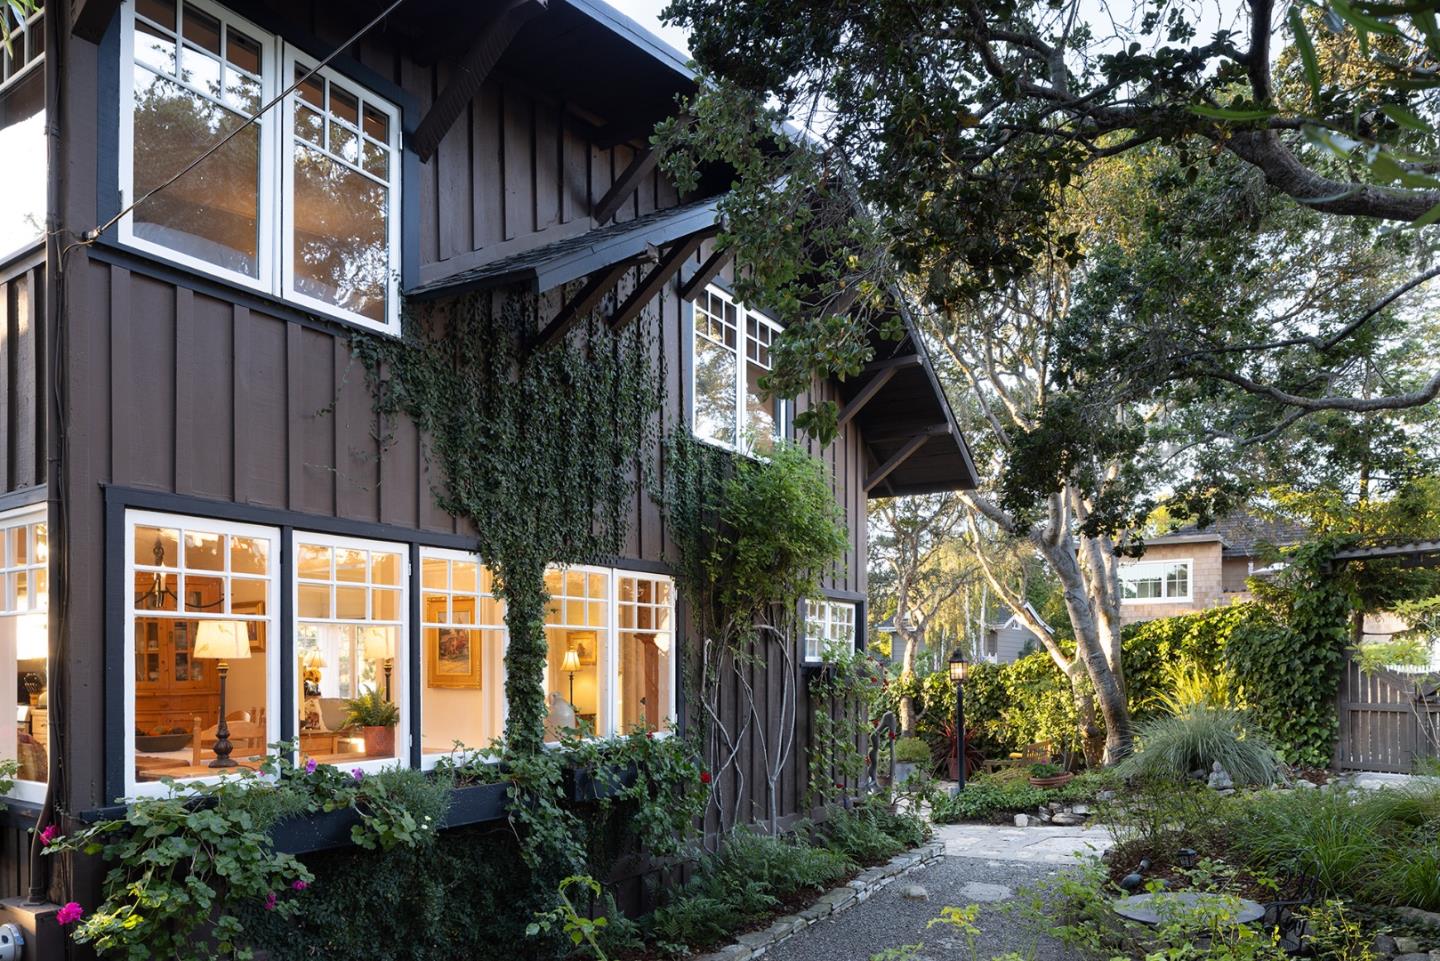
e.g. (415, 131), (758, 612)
(932, 821), (1111, 864)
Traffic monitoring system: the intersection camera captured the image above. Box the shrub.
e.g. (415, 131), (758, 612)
(893, 736), (931, 764)
(929, 781), (1050, 823)
(1119, 705), (1279, 786)
(818, 796), (928, 865)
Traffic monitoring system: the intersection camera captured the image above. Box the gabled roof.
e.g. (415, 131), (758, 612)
(993, 602), (1051, 635)
(1149, 513), (1307, 557)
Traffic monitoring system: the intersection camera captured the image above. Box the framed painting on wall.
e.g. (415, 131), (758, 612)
(427, 627), (481, 689)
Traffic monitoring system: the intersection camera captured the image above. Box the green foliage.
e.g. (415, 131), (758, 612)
(342, 688), (400, 728)
(355, 291), (664, 752)
(893, 736), (930, 764)
(809, 648), (885, 806)
(816, 796), (928, 866)
(939, 655), (1078, 760)
(527, 875), (614, 961)
(1119, 706), (1280, 787)
(929, 782), (1051, 824)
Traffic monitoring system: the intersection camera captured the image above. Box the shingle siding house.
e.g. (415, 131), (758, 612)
(0, 0), (980, 940)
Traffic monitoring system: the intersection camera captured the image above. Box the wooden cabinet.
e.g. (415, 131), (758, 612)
(134, 615), (219, 734)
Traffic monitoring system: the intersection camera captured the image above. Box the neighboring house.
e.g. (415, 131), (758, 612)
(1118, 514), (1306, 625)
(984, 603), (1049, 664)
(0, 0), (980, 929)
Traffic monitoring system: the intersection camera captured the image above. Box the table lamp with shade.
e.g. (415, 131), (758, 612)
(561, 648), (581, 706)
(15, 613), (46, 704)
(361, 627), (395, 702)
(194, 620), (251, 768)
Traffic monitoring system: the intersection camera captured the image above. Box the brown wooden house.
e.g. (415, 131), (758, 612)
(0, 0), (976, 946)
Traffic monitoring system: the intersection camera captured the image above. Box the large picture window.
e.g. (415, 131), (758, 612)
(420, 549), (505, 764)
(0, 507), (46, 801)
(1120, 559), (1192, 603)
(118, 0), (402, 334)
(0, 2), (45, 259)
(691, 285), (785, 455)
(126, 511), (279, 795)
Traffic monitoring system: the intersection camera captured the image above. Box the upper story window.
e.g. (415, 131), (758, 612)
(804, 599), (856, 663)
(1120, 559), (1192, 604)
(691, 285), (786, 455)
(0, 2), (45, 259)
(119, 0), (402, 334)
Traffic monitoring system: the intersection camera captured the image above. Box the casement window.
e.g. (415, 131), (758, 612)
(0, 2), (45, 259)
(691, 285), (786, 455)
(0, 507), (47, 801)
(543, 566), (675, 740)
(419, 549), (506, 766)
(126, 511), (280, 796)
(294, 533), (408, 772)
(804, 599), (857, 664)
(1120, 559), (1192, 604)
(118, 0), (402, 334)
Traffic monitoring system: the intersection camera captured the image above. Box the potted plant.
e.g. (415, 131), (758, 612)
(344, 689), (400, 758)
(892, 736), (930, 785)
(1028, 762), (1073, 788)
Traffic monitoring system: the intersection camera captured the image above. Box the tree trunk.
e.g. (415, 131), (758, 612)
(896, 622), (920, 737)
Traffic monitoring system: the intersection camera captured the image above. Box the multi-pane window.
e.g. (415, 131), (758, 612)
(0, 508), (46, 799)
(119, 0), (402, 334)
(543, 566), (610, 741)
(617, 574), (674, 734)
(127, 512), (278, 795)
(804, 599), (857, 663)
(692, 285), (785, 454)
(0, 2), (44, 257)
(420, 550), (505, 762)
(1120, 560), (1192, 603)
(295, 534), (407, 769)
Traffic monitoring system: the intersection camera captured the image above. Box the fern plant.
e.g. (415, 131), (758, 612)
(345, 688), (400, 728)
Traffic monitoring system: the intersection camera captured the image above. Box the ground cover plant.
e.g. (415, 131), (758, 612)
(927, 768), (1118, 824)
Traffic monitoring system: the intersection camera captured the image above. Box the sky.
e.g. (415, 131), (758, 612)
(612, 0), (691, 56)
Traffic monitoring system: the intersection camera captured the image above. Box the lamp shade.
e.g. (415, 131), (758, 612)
(361, 626), (395, 662)
(301, 649), (327, 671)
(15, 613), (46, 662)
(194, 620), (251, 660)
(947, 648), (968, 682)
(561, 649), (581, 673)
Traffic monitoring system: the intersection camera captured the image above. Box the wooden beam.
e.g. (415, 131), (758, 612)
(864, 425), (951, 493)
(837, 367), (898, 429)
(862, 354), (922, 375)
(593, 147), (660, 225)
(861, 422), (950, 446)
(412, 0), (547, 163)
(531, 260), (637, 350)
(678, 246), (734, 302)
(607, 231), (713, 331)
(71, 0), (122, 41)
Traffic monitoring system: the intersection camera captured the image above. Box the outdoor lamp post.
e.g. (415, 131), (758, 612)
(948, 648), (969, 795)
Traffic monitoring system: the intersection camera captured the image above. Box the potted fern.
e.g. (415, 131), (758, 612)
(344, 689), (400, 758)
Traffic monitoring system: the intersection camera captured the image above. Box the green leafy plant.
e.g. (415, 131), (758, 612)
(1119, 705), (1279, 786)
(929, 782), (1051, 823)
(1028, 762), (1064, 779)
(343, 688), (400, 728)
(893, 736), (931, 765)
(527, 875), (612, 961)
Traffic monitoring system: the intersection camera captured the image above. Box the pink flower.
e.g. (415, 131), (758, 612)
(304, 758), (317, 775)
(38, 824), (58, 846)
(263, 892), (277, 912)
(55, 902), (83, 926)
(291, 880), (309, 892)
(350, 768), (364, 782)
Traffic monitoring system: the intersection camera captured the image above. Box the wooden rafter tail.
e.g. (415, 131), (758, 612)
(592, 147), (661, 225)
(531, 260), (636, 350)
(412, 0), (548, 163)
(678, 245), (735, 302)
(608, 230), (714, 331)
(864, 424), (951, 492)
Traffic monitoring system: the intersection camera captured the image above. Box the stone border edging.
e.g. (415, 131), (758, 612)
(694, 839), (948, 961)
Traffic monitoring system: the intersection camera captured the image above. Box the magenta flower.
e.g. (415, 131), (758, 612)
(55, 902), (83, 926)
(38, 824), (58, 846)
(304, 758), (318, 775)
(263, 892), (277, 912)
(350, 768), (364, 782)
(291, 879), (309, 892)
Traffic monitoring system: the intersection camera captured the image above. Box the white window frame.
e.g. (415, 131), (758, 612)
(0, 504), (46, 802)
(418, 546), (507, 772)
(804, 599), (857, 664)
(689, 284), (788, 457)
(116, 0), (403, 335)
(292, 529), (410, 776)
(123, 510), (283, 798)
(614, 569), (677, 735)
(0, 3), (45, 94)
(1120, 558), (1193, 605)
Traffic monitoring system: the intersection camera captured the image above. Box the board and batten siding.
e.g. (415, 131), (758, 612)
(0, 257), (46, 498)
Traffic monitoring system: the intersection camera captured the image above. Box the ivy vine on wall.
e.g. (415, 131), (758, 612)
(353, 289), (664, 752)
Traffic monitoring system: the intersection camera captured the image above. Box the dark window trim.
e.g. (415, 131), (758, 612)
(0, 484), (46, 515)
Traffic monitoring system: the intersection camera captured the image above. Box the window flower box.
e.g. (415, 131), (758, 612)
(562, 760), (638, 803)
(270, 782), (508, 854)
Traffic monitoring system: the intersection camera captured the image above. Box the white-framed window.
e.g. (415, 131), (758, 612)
(0, 506), (46, 802)
(294, 531), (408, 773)
(691, 284), (786, 455)
(117, 0), (402, 334)
(542, 565), (676, 740)
(0, 2), (45, 260)
(125, 510), (281, 797)
(1120, 559), (1192, 604)
(804, 599), (857, 663)
(419, 548), (506, 767)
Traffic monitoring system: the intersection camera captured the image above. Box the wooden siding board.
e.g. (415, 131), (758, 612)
(121, 274), (176, 491)
(11, 272), (35, 490)
(435, 61), (475, 262)
(535, 101), (561, 232)
(293, 326), (336, 517)
(236, 308), (288, 507)
(179, 290), (235, 502)
(334, 339), (380, 524)
(502, 86), (533, 241)
(473, 84), (504, 250)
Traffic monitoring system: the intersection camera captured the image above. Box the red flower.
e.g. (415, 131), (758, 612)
(700, 770), (712, 785)
(55, 902), (83, 926)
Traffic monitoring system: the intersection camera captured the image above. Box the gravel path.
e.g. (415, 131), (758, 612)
(762, 855), (1076, 961)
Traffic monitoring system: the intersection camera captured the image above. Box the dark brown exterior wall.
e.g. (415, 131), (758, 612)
(51, 0), (868, 841)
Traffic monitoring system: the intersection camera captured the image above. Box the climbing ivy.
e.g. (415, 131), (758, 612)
(353, 291), (664, 752)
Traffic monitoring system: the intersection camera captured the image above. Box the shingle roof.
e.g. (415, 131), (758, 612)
(1150, 513), (1308, 557)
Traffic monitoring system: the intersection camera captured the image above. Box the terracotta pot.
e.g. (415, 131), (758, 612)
(1028, 772), (1074, 789)
(363, 725), (395, 758)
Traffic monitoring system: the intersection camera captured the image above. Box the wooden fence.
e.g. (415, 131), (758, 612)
(1335, 657), (1440, 773)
